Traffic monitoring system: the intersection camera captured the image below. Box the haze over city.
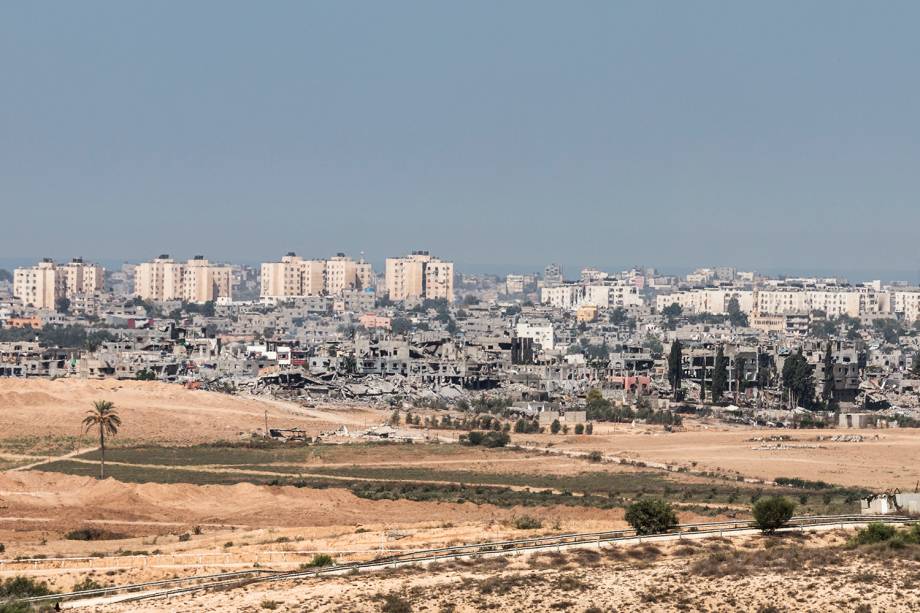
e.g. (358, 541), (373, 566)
(4, 2), (920, 277)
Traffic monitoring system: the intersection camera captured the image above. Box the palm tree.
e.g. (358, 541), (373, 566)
(82, 400), (121, 479)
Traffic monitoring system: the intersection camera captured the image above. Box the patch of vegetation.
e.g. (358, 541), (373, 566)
(625, 498), (678, 535)
(65, 528), (127, 541)
(460, 431), (510, 448)
(0, 576), (55, 598)
(300, 553), (334, 568)
(511, 515), (543, 530)
(72, 577), (103, 592)
(378, 592), (412, 613)
(752, 497), (795, 534)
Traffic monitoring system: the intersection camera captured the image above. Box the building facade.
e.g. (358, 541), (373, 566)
(260, 253), (374, 299)
(385, 251), (454, 302)
(13, 258), (105, 311)
(135, 255), (231, 303)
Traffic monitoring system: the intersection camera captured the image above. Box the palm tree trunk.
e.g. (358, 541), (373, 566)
(99, 427), (105, 479)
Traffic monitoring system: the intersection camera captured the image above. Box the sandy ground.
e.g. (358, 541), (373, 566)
(0, 378), (381, 444)
(511, 422), (920, 490)
(105, 530), (920, 612)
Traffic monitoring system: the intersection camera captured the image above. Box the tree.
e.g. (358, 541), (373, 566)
(668, 341), (683, 400)
(82, 400), (121, 479)
(822, 343), (835, 405)
(752, 496), (795, 534)
(55, 296), (71, 314)
(662, 303), (682, 330)
(912, 352), (920, 378)
(550, 419), (561, 434)
(574, 423), (584, 435)
(0, 269), (12, 283)
(609, 307), (632, 328)
(643, 333), (663, 358)
(391, 317), (412, 336)
(625, 498), (679, 535)
(727, 297), (748, 327)
(734, 357), (746, 404)
(781, 348), (815, 409)
(711, 345), (728, 403)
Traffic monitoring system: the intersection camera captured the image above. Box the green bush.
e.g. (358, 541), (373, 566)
(511, 515), (543, 530)
(853, 522), (897, 545)
(72, 577), (103, 592)
(625, 498), (678, 535)
(65, 528), (126, 541)
(461, 431), (510, 448)
(301, 553), (334, 568)
(752, 497), (795, 534)
(0, 576), (54, 598)
(380, 593), (412, 613)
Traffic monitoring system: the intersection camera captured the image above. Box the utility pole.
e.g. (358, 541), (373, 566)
(264, 410), (268, 436)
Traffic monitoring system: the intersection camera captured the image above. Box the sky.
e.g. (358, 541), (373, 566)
(2, 2), (920, 280)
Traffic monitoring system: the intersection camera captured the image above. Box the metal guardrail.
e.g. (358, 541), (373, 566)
(11, 569), (278, 605)
(12, 514), (916, 608)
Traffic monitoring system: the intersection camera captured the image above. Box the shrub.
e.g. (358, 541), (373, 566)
(260, 600), (280, 610)
(752, 497), (796, 534)
(587, 451), (603, 463)
(512, 515), (543, 530)
(574, 423), (584, 435)
(462, 430), (510, 448)
(65, 528), (126, 541)
(550, 419), (561, 434)
(380, 593), (412, 613)
(178, 533), (191, 542)
(853, 522), (896, 545)
(0, 576), (54, 598)
(301, 553), (334, 568)
(624, 498), (678, 535)
(72, 577), (103, 592)
(585, 423), (593, 434)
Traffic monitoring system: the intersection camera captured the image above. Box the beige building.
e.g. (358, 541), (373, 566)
(260, 253), (374, 299)
(13, 258), (105, 311)
(13, 260), (63, 310)
(135, 255), (231, 303)
(385, 251), (454, 302)
(59, 258), (104, 297)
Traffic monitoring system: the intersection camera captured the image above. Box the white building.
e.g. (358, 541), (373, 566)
(515, 320), (554, 351)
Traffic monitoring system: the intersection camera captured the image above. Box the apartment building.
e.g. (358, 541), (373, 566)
(892, 290), (920, 323)
(542, 281), (644, 310)
(656, 289), (754, 315)
(59, 258), (105, 297)
(13, 258), (105, 310)
(659, 284), (895, 320)
(260, 253), (374, 299)
(135, 255), (231, 303)
(385, 251), (454, 302)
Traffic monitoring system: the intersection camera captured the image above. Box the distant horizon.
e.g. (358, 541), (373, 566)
(2, 255), (919, 286)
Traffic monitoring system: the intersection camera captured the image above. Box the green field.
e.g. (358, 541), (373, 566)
(32, 442), (868, 516)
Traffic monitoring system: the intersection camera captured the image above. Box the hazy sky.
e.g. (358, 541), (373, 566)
(2, 2), (919, 277)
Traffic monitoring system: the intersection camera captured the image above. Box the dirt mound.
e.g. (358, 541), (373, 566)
(0, 470), (627, 532)
(0, 378), (354, 443)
